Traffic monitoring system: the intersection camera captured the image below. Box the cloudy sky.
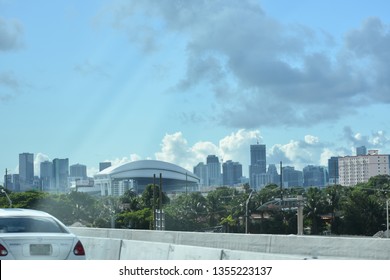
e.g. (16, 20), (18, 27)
(1, 0), (390, 180)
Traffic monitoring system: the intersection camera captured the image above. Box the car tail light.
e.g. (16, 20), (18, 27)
(73, 240), (85, 256)
(0, 244), (8, 256)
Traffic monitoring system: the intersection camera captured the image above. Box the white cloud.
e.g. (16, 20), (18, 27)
(155, 129), (260, 174)
(105, 1), (390, 128)
(304, 135), (319, 145)
(34, 153), (51, 176)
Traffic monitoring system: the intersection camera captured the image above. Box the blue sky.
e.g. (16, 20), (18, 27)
(1, 0), (390, 181)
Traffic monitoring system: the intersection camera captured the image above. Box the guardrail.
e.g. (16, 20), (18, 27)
(70, 227), (390, 260)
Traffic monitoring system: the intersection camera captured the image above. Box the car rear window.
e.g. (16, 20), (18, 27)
(0, 217), (69, 233)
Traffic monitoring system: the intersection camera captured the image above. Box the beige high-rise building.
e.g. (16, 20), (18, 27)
(338, 150), (390, 186)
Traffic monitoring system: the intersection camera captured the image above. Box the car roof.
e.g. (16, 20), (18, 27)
(0, 208), (54, 218)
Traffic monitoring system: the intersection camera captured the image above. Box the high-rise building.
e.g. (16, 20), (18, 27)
(267, 164), (280, 185)
(53, 158), (69, 192)
(338, 150), (390, 186)
(206, 155), (221, 186)
(356, 146), (367, 156)
(193, 162), (208, 187)
(222, 160), (243, 186)
(3, 173), (20, 192)
(249, 144), (266, 189)
(282, 166), (303, 187)
(19, 153), (34, 191)
(328, 157), (339, 185)
(40, 160), (54, 191)
(99, 162), (112, 172)
(303, 165), (328, 187)
(70, 164), (87, 179)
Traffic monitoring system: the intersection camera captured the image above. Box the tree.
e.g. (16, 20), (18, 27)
(341, 188), (385, 236)
(304, 187), (327, 235)
(164, 192), (208, 231)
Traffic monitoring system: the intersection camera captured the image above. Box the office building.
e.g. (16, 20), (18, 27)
(356, 146), (367, 156)
(267, 164), (280, 185)
(282, 166), (303, 187)
(193, 162), (208, 188)
(206, 155), (221, 186)
(328, 157), (339, 185)
(70, 164), (87, 179)
(249, 144), (266, 189)
(222, 160), (243, 186)
(99, 162), (112, 172)
(40, 160), (54, 191)
(53, 158), (69, 192)
(19, 153), (34, 191)
(303, 165), (328, 188)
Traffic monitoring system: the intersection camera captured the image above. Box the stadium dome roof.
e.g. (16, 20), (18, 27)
(96, 159), (199, 183)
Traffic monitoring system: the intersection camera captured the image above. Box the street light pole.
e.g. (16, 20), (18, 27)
(0, 188), (12, 208)
(386, 199), (389, 238)
(245, 190), (254, 234)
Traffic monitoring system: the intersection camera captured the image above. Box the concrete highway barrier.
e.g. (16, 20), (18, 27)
(70, 227), (390, 260)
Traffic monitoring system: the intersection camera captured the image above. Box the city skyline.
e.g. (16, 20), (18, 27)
(1, 1), (390, 184)
(2, 143), (386, 184)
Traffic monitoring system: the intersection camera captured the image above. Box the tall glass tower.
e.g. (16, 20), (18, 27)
(19, 153), (34, 191)
(249, 144), (266, 189)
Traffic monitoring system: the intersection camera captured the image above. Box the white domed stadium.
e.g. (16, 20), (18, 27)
(94, 160), (200, 196)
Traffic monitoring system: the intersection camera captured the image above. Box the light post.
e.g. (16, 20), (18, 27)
(0, 188), (12, 208)
(386, 199), (389, 238)
(245, 190), (254, 234)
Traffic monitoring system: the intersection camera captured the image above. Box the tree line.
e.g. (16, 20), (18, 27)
(1, 174), (389, 236)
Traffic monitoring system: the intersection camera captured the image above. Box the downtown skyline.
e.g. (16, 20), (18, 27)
(1, 1), (390, 183)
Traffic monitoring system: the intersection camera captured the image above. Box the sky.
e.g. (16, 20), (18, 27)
(1, 0), (390, 181)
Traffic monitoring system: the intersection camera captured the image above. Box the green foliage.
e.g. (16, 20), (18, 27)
(116, 208), (152, 229)
(1, 175), (389, 236)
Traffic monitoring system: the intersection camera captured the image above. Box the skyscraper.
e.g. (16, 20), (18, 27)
(53, 158), (69, 192)
(356, 146), (367, 156)
(70, 164), (87, 179)
(303, 165), (328, 188)
(19, 153), (34, 191)
(40, 160), (54, 191)
(206, 155), (221, 186)
(249, 144), (266, 189)
(222, 160), (243, 186)
(99, 162), (112, 172)
(193, 162), (208, 188)
(328, 156), (339, 185)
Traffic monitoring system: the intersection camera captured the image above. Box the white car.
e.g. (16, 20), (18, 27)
(0, 208), (86, 260)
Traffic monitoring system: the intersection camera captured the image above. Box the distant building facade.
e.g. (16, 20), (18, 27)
(19, 153), (34, 191)
(249, 144), (266, 189)
(193, 162), (208, 188)
(222, 160), (243, 186)
(303, 165), (328, 187)
(356, 146), (367, 156)
(99, 162), (112, 172)
(40, 160), (54, 191)
(328, 157), (339, 185)
(53, 158), (69, 192)
(338, 150), (390, 186)
(206, 155), (221, 186)
(282, 166), (303, 187)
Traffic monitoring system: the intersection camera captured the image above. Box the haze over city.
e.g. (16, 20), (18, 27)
(1, 0), (390, 182)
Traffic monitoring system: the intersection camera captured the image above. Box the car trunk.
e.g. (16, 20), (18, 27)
(1, 233), (75, 260)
